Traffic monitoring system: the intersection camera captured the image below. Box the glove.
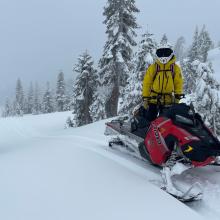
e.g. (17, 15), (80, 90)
(142, 97), (149, 109)
(175, 98), (180, 104)
(174, 94), (184, 103)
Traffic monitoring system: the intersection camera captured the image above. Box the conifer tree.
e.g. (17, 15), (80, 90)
(27, 82), (34, 114)
(42, 82), (54, 113)
(64, 78), (73, 111)
(184, 26), (213, 94)
(23, 97), (29, 115)
(181, 59), (196, 94)
(174, 36), (185, 62)
(2, 98), (12, 117)
(14, 78), (24, 116)
(135, 31), (157, 74)
(98, 0), (139, 118)
(183, 27), (200, 94)
(119, 31), (157, 114)
(72, 51), (98, 127)
(197, 25), (212, 62)
(160, 34), (168, 44)
(33, 82), (41, 114)
(192, 60), (220, 135)
(90, 86), (107, 121)
(56, 71), (66, 112)
(188, 26), (200, 62)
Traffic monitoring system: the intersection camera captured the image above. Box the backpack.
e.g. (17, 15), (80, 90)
(152, 63), (175, 83)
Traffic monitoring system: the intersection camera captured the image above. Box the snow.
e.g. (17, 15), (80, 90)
(208, 47), (220, 82)
(1, 112), (220, 219)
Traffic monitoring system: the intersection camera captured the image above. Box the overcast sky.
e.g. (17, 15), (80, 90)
(0, 0), (220, 105)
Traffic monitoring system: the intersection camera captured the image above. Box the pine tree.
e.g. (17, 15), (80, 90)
(197, 25), (212, 62)
(23, 97), (29, 115)
(14, 78), (24, 116)
(42, 82), (54, 113)
(181, 59), (196, 94)
(33, 82), (41, 114)
(119, 31), (157, 114)
(174, 36), (185, 62)
(72, 51), (98, 127)
(65, 78), (74, 111)
(192, 60), (220, 135)
(56, 71), (66, 112)
(98, 0), (139, 118)
(160, 34), (168, 44)
(184, 26), (214, 94)
(27, 82), (34, 114)
(90, 86), (107, 121)
(188, 26), (200, 62)
(135, 31), (157, 74)
(2, 98), (12, 117)
(66, 116), (74, 128)
(183, 27), (200, 94)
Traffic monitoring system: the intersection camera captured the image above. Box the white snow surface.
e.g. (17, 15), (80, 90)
(1, 112), (220, 219)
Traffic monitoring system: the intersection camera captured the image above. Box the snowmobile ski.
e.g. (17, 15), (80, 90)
(161, 186), (203, 203)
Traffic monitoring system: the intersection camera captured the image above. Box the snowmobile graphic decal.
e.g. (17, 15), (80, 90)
(184, 145), (193, 153)
(152, 123), (162, 145)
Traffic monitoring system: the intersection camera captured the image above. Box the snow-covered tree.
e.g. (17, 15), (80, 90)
(72, 51), (98, 127)
(65, 78), (74, 111)
(23, 97), (29, 115)
(181, 59), (196, 94)
(90, 86), (107, 121)
(14, 78), (24, 116)
(192, 60), (220, 134)
(42, 82), (54, 114)
(119, 31), (157, 114)
(174, 36), (185, 62)
(26, 82), (34, 114)
(33, 82), (41, 114)
(56, 71), (66, 112)
(160, 34), (168, 44)
(134, 31), (157, 74)
(197, 25), (212, 62)
(97, 0), (139, 118)
(66, 116), (74, 128)
(2, 98), (12, 117)
(188, 26), (200, 62)
(183, 27), (200, 94)
(184, 25), (214, 94)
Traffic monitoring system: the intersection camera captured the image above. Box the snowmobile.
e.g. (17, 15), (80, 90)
(105, 95), (220, 202)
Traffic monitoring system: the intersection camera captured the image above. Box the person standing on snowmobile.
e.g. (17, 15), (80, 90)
(142, 43), (184, 121)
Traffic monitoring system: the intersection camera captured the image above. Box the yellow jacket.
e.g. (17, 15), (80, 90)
(142, 56), (183, 105)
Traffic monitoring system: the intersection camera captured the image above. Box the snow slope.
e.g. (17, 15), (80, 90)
(1, 112), (220, 220)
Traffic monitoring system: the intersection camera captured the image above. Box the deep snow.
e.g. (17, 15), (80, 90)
(1, 112), (220, 220)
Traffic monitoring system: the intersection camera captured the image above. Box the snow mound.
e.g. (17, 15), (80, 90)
(0, 112), (216, 220)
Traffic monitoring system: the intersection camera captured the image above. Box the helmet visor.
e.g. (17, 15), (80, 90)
(156, 48), (173, 58)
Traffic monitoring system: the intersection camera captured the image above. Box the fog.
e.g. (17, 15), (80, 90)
(0, 0), (219, 105)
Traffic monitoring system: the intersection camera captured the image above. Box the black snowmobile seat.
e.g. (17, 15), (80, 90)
(162, 103), (192, 120)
